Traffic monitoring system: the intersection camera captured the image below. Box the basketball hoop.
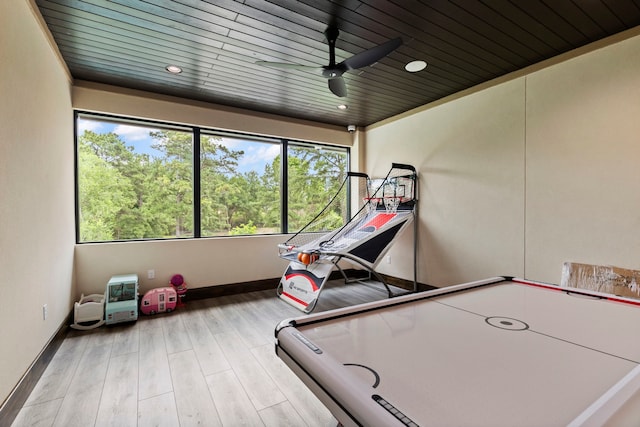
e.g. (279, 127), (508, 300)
(364, 197), (381, 213)
(384, 196), (401, 213)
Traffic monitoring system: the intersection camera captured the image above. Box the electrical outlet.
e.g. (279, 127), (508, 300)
(42, 304), (48, 320)
(386, 255), (391, 264)
(147, 269), (155, 279)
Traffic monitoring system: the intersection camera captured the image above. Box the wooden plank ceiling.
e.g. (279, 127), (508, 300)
(36, 0), (640, 127)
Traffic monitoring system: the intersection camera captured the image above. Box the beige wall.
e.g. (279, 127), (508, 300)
(0, 0), (74, 405)
(75, 235), (290, 295)
(365, 80), (526, 286)
(365, 29), (640, 286)
(525, 33), (640, 282)
(71, 83), (356, 296)
(73, 81), (352, 146)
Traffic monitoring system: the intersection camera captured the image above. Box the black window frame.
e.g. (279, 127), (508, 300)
(74, 111), (350, 243)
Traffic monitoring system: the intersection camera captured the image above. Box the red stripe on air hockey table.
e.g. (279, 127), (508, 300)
(512, 278), (640, 307)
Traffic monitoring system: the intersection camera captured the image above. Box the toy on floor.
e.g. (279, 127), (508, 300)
(71, 293), (105, 330)
(105, 273), (139, 325)
(140, 287), (177, 315)
(170, 273), (188, 307)
(139, 274), (188, 316)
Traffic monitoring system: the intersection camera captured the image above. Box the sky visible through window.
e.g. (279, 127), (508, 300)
(77, 118), (279, 174)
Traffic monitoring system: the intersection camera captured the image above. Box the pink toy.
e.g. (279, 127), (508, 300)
(170, 274), (188, 306)
(140, 287), (177, 315)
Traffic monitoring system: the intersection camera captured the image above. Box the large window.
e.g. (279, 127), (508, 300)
(287, 143), (349, 232)
(75, 113), (349, 243)
(199, 132), (280, 237)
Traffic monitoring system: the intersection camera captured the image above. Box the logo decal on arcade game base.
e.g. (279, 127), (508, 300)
(284, 268), (323, 293)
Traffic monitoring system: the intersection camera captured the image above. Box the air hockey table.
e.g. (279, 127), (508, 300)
(275, 277), (640, 426)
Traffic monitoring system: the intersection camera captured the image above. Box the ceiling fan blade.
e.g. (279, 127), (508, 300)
(255, 61), (322, 72)
(257, 28), (400, 98)
(328, 77), (347, 97)
(341, 37), (402, 70)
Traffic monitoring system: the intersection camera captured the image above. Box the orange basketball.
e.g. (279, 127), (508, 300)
(298, 252), (310, 265)
(298, 252), (319, 265)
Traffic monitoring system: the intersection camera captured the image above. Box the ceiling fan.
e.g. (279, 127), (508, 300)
(256, 26), (402, 98)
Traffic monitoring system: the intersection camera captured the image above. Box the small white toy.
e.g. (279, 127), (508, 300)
(71, 293), (105, 330)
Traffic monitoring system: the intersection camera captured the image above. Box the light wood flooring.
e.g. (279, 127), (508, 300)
(11, 280), (398, 427)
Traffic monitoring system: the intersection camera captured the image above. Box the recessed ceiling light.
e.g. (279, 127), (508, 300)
(337, 104), (348, 110)
(405, 60), (427, 72)
(165, 65), (183, 74)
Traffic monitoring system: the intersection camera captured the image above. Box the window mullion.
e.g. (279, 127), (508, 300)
(193, 127), (201, 238)
(281, 139), (288, 234)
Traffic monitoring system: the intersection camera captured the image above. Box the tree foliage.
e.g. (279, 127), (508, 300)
(77, 128), (347, 241)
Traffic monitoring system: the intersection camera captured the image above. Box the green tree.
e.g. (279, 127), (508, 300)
(77, 122), (348, 241)
(197, 134), (245, 235)
(78, 131), (143, 240)
(149, 130), (194, 237)
(229, 221), (258, 236)
(259, 155), (282, 231)
(287, 145), (348, 231)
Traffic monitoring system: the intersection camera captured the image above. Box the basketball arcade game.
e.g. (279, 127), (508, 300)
(277, 163), (418, 313)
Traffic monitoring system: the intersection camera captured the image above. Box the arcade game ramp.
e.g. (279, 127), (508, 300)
(277, 163), (418, 312)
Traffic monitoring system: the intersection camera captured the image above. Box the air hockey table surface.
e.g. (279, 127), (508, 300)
(275, 277), (640, 426)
